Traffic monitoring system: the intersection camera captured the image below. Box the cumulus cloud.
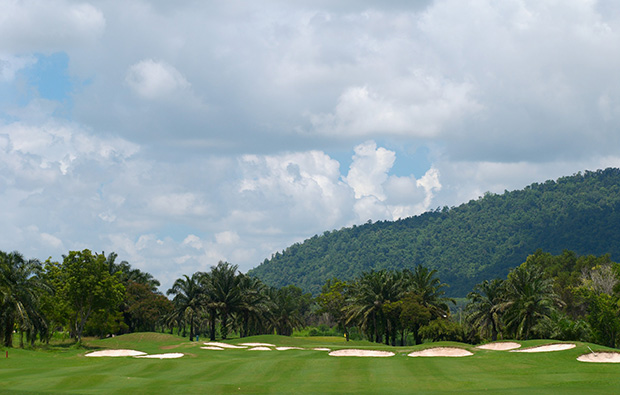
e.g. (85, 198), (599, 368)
(345, 140), (395, 199)
(238, 150), (352, 230)
(125, 59), (190, 100)
(309, 77), (481, 138)
(345, 141), (442, 221)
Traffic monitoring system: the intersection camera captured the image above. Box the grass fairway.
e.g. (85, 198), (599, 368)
(1, 333), (619, 394)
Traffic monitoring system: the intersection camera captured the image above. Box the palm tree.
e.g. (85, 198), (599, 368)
(501, 264), (561, 340)
(406, 265), (454, 319)
(236, 274), (272, 337)
(166, 273), (205, 341)
(465, 279), (505, 341)
(0, 251), (49, 347)
(346, 270), (403, 344)
(209, 262), (242, 340)
(269, 285), (305, 336)
(101, 252), (161, 292)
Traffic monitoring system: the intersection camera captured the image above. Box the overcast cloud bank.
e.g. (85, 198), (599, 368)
(2, 0), (620, 291)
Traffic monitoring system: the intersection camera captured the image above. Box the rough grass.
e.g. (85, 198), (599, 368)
(1, 333), (619, 394)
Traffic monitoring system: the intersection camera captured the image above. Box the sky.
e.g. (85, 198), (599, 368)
(2, 0), (620, 292)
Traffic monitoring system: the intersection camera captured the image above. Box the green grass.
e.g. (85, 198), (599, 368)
(1, 333), (619, 394)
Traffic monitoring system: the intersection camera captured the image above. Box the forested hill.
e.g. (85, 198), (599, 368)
(248, 168), (620, 297)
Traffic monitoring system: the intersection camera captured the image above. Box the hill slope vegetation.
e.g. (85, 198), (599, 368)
(248, 168), (620, 296)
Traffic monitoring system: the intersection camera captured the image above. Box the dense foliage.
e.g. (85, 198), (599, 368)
(465, 250), (620, 347)
(166, 262), (312, 340)
(249, 168), (620, 296)
(0, 249), (173, 347)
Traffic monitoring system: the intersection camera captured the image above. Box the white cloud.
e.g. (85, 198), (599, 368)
(345, 140), (394, 200)
(125, 59), (190, 100)
(148, 192), (210, 218)
(215, 231), (240, 245)
(3, 0), (620, 293)
(40, 232), (64, 249)
(309, 76), (481, 138)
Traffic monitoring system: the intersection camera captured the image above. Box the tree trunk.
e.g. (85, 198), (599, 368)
(384, 320), (391, 346)
(4, 317), (13, 347)
(221, 310), (228, 340)
(242, 311), (249, 338)
(373, 312), (379, 343)
(491, 323), (498, 342)
(209, 309), (217, 341)
(189, 314), (194, 341)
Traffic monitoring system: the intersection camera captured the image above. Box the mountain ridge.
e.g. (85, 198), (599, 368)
(248, 168), (620, 296)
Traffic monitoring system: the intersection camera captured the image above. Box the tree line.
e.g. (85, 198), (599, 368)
(3, 247), (620, 349)
(0, 249), (172, 347)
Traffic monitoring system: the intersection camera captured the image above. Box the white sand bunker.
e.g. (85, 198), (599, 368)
(248, 346), (272, 351)
(276, 346), (304, 350)
(240, 342), (275, 347)
(477, 342), (521, 351)
(201, 346), (224, 350)
(408, 347), (473, 357)
(313, 347), (331, 351)
(329, 349), (395, 357)
(511, 343), (575, 353)
(203, 342), (247, 349)
(577, 352), (620, 363)
(135, 353), (184, 359)
(85, 349), (146, 357)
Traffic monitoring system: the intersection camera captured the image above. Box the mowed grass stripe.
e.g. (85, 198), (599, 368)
(3, 334), (620, 393)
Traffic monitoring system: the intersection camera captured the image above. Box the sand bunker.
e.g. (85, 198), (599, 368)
(408, 347), (473, 357)
(201, 346), (224, 350)
(577, 352), (620, 363)
(329, 349), (395, 357)
(511, 343), (575, 353)
(135, 353), (184, 359)
(248, 346), (272, 351)
(276, 346), (304, 350)
(477, 342), (521, 351)
(85, 349), (147, 357)
(203, 342), (247, 349)
(312, 347), (331, 351)
(239, 342), (275, 347)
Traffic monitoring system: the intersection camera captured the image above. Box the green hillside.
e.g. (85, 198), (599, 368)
(248, 168), (620, 296)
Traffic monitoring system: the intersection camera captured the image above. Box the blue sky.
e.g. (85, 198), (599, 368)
(2, 0), (620, 292)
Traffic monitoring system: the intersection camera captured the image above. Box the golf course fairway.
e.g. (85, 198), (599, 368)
(1, 333), (620, 394)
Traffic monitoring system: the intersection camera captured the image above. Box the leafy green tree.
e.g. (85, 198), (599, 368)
(269, 285), (308, 336)
(580, 292), (620, 348)
(398, 292), (431, 345)
(56, 250), (125, 343)
(316, 278), (350, 341)
(125, 282), (174, 332)
(574, 263), (620, 348)
(466, 279), (505, 341)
